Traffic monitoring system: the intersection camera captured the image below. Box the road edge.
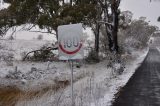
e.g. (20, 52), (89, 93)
(110, 47), (149, 105)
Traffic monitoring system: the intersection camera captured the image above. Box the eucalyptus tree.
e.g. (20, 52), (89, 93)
(0, 0), (102, 59)
(0, 0), (121, 56)
(97, 0), (121, 53)
(0, 0), (97, 38)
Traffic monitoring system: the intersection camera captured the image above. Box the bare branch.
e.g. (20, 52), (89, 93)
(23, 47), (58, 61)
(28, 30), (57, 35)
(97, 0), (105, 8)
(97, 21), (113, 26)
(18, 24), (36, 31)
(10, 26), (17, 36)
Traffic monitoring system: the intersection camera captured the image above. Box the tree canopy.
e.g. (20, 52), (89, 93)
(0, 0), (98, 36)
(0, 0), (122, 55)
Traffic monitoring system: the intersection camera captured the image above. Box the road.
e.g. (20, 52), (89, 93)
(112, 47), (160, 106)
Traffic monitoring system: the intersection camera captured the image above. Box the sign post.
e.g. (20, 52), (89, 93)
(58, 23), (84, 106)
(70, 60), (74, 106)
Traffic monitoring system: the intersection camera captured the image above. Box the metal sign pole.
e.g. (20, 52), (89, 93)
(71, 60), (74, 106)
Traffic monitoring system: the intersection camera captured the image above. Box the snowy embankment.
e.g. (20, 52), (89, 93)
(15, 48), (148, 106)
(0, 39), (149, 106)
(100, 48), (149, 106)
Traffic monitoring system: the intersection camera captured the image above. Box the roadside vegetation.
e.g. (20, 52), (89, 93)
(0, 0), (158, 106)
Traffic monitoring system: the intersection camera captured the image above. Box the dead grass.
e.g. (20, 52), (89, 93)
(0, 80), (70, 106)
(0, 86), (21, 106)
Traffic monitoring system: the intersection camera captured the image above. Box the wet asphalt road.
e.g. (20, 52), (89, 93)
(112, 47), (160, 106)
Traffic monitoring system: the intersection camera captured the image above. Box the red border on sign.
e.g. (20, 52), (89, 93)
(59, 42), (82, 55)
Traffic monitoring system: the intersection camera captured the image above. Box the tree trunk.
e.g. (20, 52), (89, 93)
(70, 0), (72, 6)
(111, 0), (119, 53)
(103, 2), (114, 52)
(95, 23), (100, 56)
(55, 29), (58, 40)
(105, 24), (114, 51)
(112, 11), (119, 53)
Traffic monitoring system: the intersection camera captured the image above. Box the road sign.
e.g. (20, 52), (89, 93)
(58, 23), (84, 60)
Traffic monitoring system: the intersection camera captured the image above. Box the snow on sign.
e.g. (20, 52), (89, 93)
(58, 23), (84, 60)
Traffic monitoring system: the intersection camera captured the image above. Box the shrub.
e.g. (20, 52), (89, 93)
(23, 44), (56, 61)
(85, 49), (100, 63)
(37, 34), (43, 40)
(32, 49), (54, 61)
(8, 35), (14, 40)
(122, 19), (156, 49)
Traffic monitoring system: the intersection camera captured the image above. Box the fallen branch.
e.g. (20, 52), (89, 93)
(23, 47), (58, 61)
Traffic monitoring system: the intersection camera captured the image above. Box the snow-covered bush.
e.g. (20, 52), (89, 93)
(118, 11), (156, 54)
(20, 51), (28, 60)
(33, 47), (54, 61)
(0, 42), (4, 50)
(4, 52), (14, 61)
(0, 51), (14, 66)
(23, 44), (56, 61)
(37, 34), (43, 40)
(85, 49), (100, 63)
(7, 35), (14, 40)
(122, 18), (156, 50)
(6, 70), (24, 79)
(0, 40), (14, 66)
(119, 11), (133, 29)
(124, 37), (142, 50)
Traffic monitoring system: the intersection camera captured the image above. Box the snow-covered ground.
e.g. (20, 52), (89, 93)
(0, 39), (148, 106)
(0, 1), (9, 10)
(0, 39), (54, 78)
(0, 1), (156, 105)
(0, 2), (150, 105)
(0, 39), (53, 60)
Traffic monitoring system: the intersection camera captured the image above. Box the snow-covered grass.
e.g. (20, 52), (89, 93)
(0, 39), (54, 78)
(14, 48), (148, 106)
(0, 1), (9, 10)
(0, 39), (149, 106)
(0, 39), (53, 60)
(99, 48), (149, 106)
